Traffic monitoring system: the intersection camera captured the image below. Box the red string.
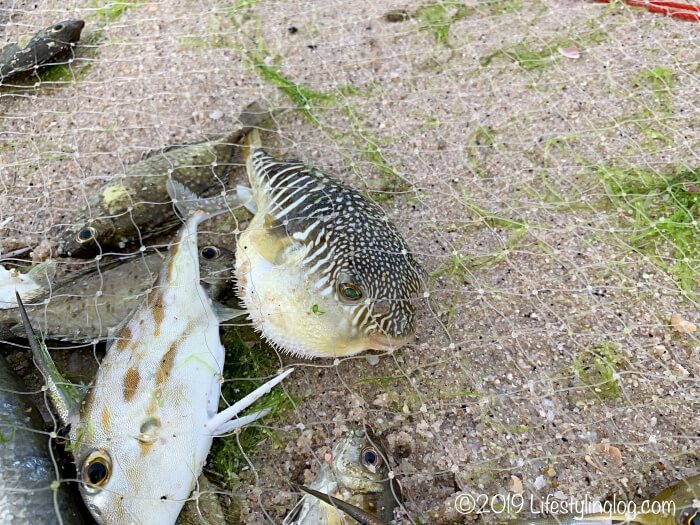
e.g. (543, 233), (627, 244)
(593, 0), (700, 21)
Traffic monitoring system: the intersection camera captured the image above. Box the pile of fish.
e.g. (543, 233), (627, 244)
(0, 18), (428, 525)
(1, 17), (696, 525)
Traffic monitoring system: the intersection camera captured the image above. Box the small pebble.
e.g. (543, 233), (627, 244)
(534, 475), (546, 490)
(559, 46), (581, 59)
(209, 109), (224, 120)
(670, 313), (696, 334)
(366, 354), (380, 366)
(384, 9), (410, 22)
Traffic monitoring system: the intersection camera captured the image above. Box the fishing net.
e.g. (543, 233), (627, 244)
(0, 0), (698, 524)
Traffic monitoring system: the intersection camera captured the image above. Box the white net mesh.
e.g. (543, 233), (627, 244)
(0, 0), (698, 524)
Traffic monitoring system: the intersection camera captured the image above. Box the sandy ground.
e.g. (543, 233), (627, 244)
(0, 0), (698, 523)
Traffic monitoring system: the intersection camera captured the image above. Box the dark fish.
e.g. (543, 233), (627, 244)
(0, 353), (85, 524)
(56, 102), (273, 258)
(0, 244), (234, 342)
(0, 260), (55, 309)
(0, 20), (84, 82)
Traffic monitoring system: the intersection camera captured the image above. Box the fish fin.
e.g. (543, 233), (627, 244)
(0, 260), (55, 306)
(15, 292), (83, 426)
(240, 126), (263, 170)
(26, 259), (56, 292)
(235, 100), (280, 129)
(212, 301), (245, 323)
(166, 180), (245, 220)
(575, 512), (628, 523)
(294, 485), (384, 525)
(235, 184), (257, 214)
(247, 214), (300, 265)
(212, 409), (271, 435)
(207, 368), (293, 436)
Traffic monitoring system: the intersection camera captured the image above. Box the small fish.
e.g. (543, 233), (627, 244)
(284, 429), (401, 525)
(176, 475), (235, 525)
(508, 475), (700, 525)
(0, 244), (234, 341)
(0, 20), (84, 82)
(0, 260), (55, 309)
(0, 352), (86, 525)
(16, 185), (293, 525)
(235, 129), (426, 357)
(56, 101), (273, 258)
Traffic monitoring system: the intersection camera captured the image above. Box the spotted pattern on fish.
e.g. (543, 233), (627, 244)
(248, 150), (425, 340)
(116, 325), (132, 351)
(101, 406), (111, 431)
(156, 341), (178, 387)
(123, 367), (140, 401)
(148, 288), (166, 337)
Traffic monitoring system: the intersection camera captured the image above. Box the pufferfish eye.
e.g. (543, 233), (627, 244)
(52, 24), (64, 32)
(360, 446), (382, 470)
(338, 282), (363, 302)
(200, 246), (220, 260)
(81, 449), (112, 489)
(76, 226), (97, 245)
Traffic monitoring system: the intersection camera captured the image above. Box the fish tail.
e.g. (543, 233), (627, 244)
(235, 100), (279, 130)
(15, 292), (82, 426)
(222, 101), (280, 165)
(26, 259), (56, 294)
(240, 126), (263, 165)
(166, 179), (246, 221)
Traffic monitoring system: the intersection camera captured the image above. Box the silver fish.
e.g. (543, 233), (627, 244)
(0, 353), (86, 524)
(1, 245), (234, 342)
(284, 429), (400, 525)
(17, 184), (292, 525)
(235, 128), (426, 358)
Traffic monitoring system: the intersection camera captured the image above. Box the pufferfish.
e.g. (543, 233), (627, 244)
(235, 129), (426, 358)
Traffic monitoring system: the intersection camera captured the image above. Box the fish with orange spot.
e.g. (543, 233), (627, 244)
(16, 181), (293, 525)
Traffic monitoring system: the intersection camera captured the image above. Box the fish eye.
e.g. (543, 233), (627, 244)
(81, 450), (111, 489)
(52, 24), (64, 32)
(683, 510), (699, 525)
(76, 226), (97, 245)
(338, 282), (363, 302)
(360, 446), (382, 470)
(200, 246), (220, 260)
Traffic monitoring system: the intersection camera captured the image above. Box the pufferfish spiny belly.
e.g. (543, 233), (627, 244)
(236, 129), (426, 358)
